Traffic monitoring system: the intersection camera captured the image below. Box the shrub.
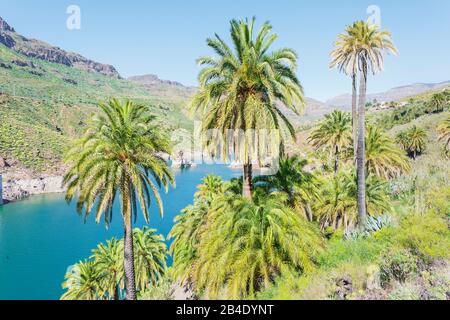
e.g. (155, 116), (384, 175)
(379, 248), (418, 286)
(388, 282), (421, 300)
(139, 276), (174, 300)
(394, 212), (450, 262)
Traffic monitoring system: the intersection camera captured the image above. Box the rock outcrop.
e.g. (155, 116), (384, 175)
(2, 176), (65, 202)
(0, 17), (120, 78)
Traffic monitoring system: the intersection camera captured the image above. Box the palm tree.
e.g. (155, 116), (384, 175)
(397, 126), (427, 159)
(364, 126), (411, 179)
(169, 176), (227, 285)
(190, 193), (323, 299)
(343, 21), (397, 225)
(428, 93), (447, 113)
(317, 171), (391, 232)
(253, 155), (320, 221)
(308, 110), (352, 175)
(330, 28), (360, 156)
(316, 174), (356, 231)
(61, 261), (104, 300)
(190, 17), (305, 200)
(63, 99), (175, 300)
(92, 239), (124, 300)
(133, 227), (168, 292)
(194, 175), (225, 204)
(437, 115), (450, 150)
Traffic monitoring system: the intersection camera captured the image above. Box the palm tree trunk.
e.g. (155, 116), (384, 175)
(352, 74), (358, 158)
(243, 163), (253, 200)
(123, 211), (137, 300)
(334, 145), (340, 176)
(357, 62), (368, 226)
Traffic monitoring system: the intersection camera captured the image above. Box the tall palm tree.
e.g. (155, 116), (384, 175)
(330, 28), (360, 156)
(397, 125), (427, 159)
(253, 155), (320, 220)
(190, 17), (305, 200)
(308, 110), (352, 175)
(364, 126), (411, 179)
(61, 261), (104, 300)
(63, 99), (175, 300)
(133, 227), (168, 292)
(344, 21), (397, 225)
(92, 239), (124, 300)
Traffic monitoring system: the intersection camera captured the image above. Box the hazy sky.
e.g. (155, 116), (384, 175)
(1, 0), (449, 101)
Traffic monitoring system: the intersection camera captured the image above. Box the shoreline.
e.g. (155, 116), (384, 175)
(1, 176), (66, 204)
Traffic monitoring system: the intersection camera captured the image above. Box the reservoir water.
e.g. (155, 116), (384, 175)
(0, 165), (241, 300)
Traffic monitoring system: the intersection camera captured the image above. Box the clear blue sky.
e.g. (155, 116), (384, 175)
(1, 0), (449, 101)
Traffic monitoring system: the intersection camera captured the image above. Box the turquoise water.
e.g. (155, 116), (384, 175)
(0, 165), (241, 300)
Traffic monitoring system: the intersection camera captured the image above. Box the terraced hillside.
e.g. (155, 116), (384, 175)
(0, 43), (193, 178)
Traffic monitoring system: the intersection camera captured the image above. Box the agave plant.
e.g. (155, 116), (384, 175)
(345, 214), (394, 240)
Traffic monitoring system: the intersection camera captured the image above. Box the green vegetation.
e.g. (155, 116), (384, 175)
(369, 90), (450, 131)
(0, 43), (191, 174)
(364, 126), (411, 178)
(309, 110), (352, 175)
(40, 17), (448, 301)
(169, 176), (324, 299)
(397, 126), (427, 159)
(189, 17), (305, 200)
(437, 115), (450, 156)
(61, 228), (167, 300)
(63, 99), (174, 300)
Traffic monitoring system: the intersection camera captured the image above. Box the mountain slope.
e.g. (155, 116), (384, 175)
(0, 17), (120, 78)
(327, 81), (450, 108)
(128, 74), (196, 103)
(0, 42), (192, 178)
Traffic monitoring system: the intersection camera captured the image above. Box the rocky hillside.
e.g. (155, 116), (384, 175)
(0, 47), (192, 179)
(0, 17), (120, 78)
(128, 74), (197, 103)
(327, 81), (450, 108)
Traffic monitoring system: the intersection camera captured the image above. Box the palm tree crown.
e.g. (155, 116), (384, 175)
(309, 110), (352, 175)
(190, 17), (305, 199)
(397, 125), (427, 159)
(364, 126), (411, 179)
(253, 155), (320, 220)
(345, 21), (398, 75)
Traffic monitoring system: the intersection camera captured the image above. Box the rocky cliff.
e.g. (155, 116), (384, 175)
(0, 17), (120, 78)
(2, 176), (65, 203)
